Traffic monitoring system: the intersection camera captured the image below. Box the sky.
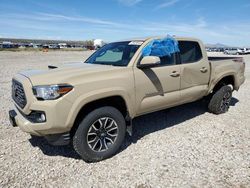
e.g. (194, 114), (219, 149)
(0, 0), (250, 46)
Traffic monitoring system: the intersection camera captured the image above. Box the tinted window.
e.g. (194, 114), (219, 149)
(96, 48), (123, 62)
(159, 54), (176, 66)
(85, 42), (140, 66)
(178, 41), (202, 63)
(140, 54), (176, 66)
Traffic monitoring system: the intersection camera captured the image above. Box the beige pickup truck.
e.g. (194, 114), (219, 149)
(9, 36), (245, 162)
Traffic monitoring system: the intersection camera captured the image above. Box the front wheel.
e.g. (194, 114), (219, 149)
(208, 85), (232, 114)
(73, 106), (126, 162)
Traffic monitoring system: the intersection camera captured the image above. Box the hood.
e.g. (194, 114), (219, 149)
(19, 62), (123, 85)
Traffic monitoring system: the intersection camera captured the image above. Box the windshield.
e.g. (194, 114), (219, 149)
(85, 41), (142, 66)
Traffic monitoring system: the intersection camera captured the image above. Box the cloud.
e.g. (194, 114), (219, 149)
(1, 12), (250, 46)
(37, 13), (124, 27)
(117, 0), (143, 6)
(0, 12), (127, 28)
(196, 17), (207, 28)
(154, 0), (180, 10)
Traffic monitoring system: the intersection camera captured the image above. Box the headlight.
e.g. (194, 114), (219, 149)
(33, 84), (73, 100)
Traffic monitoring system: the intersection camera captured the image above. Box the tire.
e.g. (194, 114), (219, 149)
(208, 85), (232, 114)
(73, 106), (126, 162)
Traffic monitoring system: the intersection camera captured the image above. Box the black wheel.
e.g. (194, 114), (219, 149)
(208, 85), (232, 114)
(73, 106), (126, 162)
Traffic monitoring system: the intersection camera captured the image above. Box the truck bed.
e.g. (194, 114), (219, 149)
(208, 55), (245, 92)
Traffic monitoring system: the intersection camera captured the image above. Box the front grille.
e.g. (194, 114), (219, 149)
(12, 79), (27, 108)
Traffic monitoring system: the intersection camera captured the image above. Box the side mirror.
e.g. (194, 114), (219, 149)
(138, 56), (160, 68)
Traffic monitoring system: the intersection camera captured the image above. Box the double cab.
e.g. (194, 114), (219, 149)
(9, 36), (245, 162)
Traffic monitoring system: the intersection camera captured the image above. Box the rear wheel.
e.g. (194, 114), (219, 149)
(73, 106), (126, 162)
(208, 85), (232, 114)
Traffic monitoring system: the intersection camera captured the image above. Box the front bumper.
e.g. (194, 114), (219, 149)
(9, 107), (46, 136)
(10, 74), (75, 137)
(9, 98), (73, 136)
(9, 108), (71, 145)
(9, 110), (17, 127)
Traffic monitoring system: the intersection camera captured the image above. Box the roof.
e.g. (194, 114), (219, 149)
(114, 36), (201, 43)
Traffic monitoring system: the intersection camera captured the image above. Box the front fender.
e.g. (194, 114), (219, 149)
(65, 87), (135, 129)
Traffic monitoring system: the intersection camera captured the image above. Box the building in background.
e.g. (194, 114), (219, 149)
(58, 43), (67, 49)
(94, 39), (105, 50)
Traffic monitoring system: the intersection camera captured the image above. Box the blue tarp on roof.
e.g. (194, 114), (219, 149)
(142, 35), (180, 57)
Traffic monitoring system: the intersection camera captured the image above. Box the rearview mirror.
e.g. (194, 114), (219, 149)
(138, 56), (160, 69)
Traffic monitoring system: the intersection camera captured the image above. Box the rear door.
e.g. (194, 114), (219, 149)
(178, 40), (210, 103)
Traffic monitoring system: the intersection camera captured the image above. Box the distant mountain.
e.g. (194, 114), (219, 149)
(205, 43), (230, 48)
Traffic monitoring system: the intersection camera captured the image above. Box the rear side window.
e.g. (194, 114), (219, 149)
(178, 41), (202, 63)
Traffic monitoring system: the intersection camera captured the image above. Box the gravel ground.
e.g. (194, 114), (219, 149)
(0, 51), (249, 188)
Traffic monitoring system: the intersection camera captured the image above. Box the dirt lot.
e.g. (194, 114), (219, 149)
(0, 51), (249, 188)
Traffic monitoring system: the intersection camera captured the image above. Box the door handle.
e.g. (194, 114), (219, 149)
(170, 71), (180, 77)
(200, 67), (208, 73)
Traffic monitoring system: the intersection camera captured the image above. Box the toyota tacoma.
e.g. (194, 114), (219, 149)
(9, 36), (245, 162)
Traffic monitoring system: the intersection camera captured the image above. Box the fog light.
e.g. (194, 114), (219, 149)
(28, 111), (46, 123)
(38, 113), (46, 122)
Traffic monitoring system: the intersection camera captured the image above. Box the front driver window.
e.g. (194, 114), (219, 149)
(159, 54), (176, 66)
(141, 37), (179, 66)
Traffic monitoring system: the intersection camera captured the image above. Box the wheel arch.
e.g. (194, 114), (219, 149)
(209, 74), (236, 94)
(69, 95), (130, 136)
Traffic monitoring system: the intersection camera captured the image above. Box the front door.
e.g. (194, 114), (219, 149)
(134, 54), (181, 115)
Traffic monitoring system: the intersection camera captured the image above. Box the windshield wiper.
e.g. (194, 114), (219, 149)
(92, 62), (115, 66)
(85, 61), (124, 66)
